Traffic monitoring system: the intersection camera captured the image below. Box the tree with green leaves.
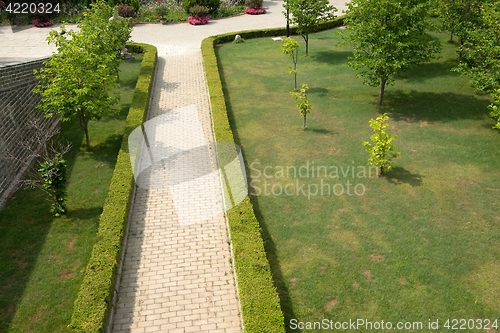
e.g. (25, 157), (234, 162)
(455, 1), (500, 128)
(283, 0), (336, 56)
(290, 83), (311, 129)
(280, 37), (300, 90)
(362, 113), (400, 175)
(34, 1), (131, 151)
(436, 0), (484, 45)
(341, 0), (441, 106)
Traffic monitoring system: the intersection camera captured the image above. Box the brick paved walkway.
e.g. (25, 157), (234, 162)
(0, 1), (349, 331)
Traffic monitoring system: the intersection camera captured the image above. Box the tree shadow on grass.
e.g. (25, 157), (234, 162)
(0, 190), (54, 331)
(310, 50), (352, 66)
(118, 56), (143, 89)
(67, 206), (103, 221)
(396, 61), (460, 83)
(308, 127), (336, 135)
(217, 55), (245, 149)
(249, 194), (298, 333)
(384, 167), (423, 187)
(308, 86), (329, 97)
(91, 133), (123, 165)
(382, 90), (491, 123)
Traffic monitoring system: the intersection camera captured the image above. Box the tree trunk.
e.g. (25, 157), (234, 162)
(293, 51), (297, 91)
(303, 114), (307, 129)
(303, 34), (309, 56)
(78, 109), (91, 151)
(450, 33), (453, 43)
(84, 122), (91, 151)
(378, 78), (387, 106)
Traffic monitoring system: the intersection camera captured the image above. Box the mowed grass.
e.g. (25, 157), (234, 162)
(0, 54), (143, 333)
(217, 30), (500, 331)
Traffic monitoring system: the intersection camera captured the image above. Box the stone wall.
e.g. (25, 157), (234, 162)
(0, 58), (55, 210)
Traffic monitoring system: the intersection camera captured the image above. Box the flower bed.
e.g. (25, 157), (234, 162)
(245, 7), (265, 15)
(32, 18), (54, 27)
(188, 15), (210, 25)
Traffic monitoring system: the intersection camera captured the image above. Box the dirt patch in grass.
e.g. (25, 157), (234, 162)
(67, 236), (77, 251)
(363, 270), (373, 281)
(370, 254), (384, 262)
(58, 269), (74, 280)
(324, 298), (337, 311)
(398, 277), (408, 285)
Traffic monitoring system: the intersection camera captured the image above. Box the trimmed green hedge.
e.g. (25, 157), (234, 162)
(201, 16), (345, 333)
(69, 43), (157, 332)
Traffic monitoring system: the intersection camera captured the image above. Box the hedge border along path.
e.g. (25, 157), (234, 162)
(201, 16), (345, 333)
(69, 43), (157, 333)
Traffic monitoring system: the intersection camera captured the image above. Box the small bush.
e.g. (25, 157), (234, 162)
(108, 0), (139, 12)
(183, 0), (220, 14)
(245, 0), (262, 9)
(189, 4), (208, 17)
(155, 3), (169, 18)
(118, 4), (135, 17)
(213, 1), (244, 18)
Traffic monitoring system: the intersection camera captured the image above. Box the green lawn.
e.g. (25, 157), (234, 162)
(217, 29), (500, 332)
(0, 54), (143, 333)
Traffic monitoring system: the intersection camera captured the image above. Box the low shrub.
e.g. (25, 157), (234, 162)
(214, 1), (245, 18)
(118, 4), (135, 17)
(108, 0), (139, 12)
(68, 42), (157, 333)
(189, 4), (208, 17)
(245, 0), (262, 9)
(155, 3), (169, 18)
(244, 7), (265, 14)
(202, 34), (285, 333)
(32, 18), (55, 27)
(188, 15), (210, 24)
(183, 0), (220, 14)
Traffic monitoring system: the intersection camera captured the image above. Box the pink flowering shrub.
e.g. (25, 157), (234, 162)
(187, 15), (210, 25)
(32, 18), (54, 27)
(245, 7), (265, 14)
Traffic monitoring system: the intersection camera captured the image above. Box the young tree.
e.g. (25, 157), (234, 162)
(280, 37), (300, 90)
(33, 1), (131, 151)
(362, 113), (400, 175)
(455, 1), (500, 128)
(283, 0), (336, 56)
(341, 0), (441, 106)
(290, 83), (311, 129)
